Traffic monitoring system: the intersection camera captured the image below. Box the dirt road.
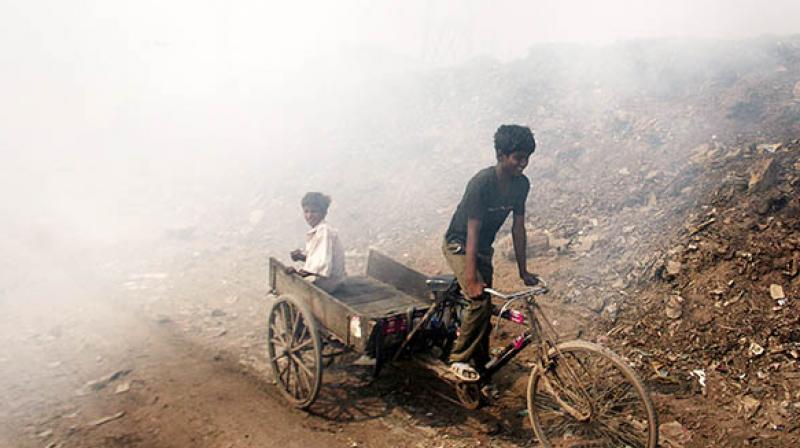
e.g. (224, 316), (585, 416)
(1, 255), (553, 448)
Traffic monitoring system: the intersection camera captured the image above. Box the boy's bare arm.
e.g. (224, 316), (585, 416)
(512, 214), (539, 285)
(465, 218), (486, 298)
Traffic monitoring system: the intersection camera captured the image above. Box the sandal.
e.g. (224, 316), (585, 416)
(450, 362), (480, 382)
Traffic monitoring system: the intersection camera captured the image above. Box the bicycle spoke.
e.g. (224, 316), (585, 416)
(530, 344), (654, 448)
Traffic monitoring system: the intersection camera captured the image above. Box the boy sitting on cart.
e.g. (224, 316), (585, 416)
(443, 124), (539, 382)
(287, 192), (347, 293)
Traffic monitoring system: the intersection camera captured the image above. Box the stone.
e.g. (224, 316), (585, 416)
(585, 295), (607, 313)
(575, 233), (602, 253)
(740, 396), (761, 419)
(666, 261), (682, 276)
(665, 295), (684, 319)
(497, 231), (549, 260)
(769, 284), (785, 300)
(794, 80), (800, 101)
(88, 411), (125, 427)
(756, 143), (782, 153)
(660, 420), (692, 446)
(749, 341), (765, 357)
(748, 158), (778, 193)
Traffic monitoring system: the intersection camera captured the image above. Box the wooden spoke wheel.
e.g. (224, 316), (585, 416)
(266, 295), (322, 409)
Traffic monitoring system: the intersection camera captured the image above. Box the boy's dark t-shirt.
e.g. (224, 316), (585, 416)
(445, 166), (530, 255)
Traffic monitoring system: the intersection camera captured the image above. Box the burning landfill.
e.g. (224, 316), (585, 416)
(2, 28), (800, 448)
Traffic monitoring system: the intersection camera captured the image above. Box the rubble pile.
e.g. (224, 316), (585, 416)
(607, 141), (800, 444)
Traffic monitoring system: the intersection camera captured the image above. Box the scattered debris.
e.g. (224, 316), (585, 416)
(665, 295), (684, 320)
(770, 284), (785, 300)
(80, 369), (132, 394)
(87, 411), (125, 428)
(114, 382), (131, 394)
(740, 396), (762, 419)
(660, 420), (692, 447)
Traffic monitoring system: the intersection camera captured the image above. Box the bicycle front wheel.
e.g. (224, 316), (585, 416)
(527, 340), (658, 448)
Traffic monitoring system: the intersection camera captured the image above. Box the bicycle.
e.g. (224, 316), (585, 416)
(407, 275), (659, 447)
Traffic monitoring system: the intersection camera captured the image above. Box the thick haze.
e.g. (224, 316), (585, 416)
(1, 0), (799, 279)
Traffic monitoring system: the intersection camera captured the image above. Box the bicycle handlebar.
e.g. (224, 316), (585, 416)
(484, 279), (548, 301)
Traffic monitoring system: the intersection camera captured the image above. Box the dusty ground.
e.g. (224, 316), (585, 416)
(0, 240), (598, 448)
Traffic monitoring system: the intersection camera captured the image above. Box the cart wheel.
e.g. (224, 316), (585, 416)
(456, 382), (482, 410)
(266, 295), (322, 409)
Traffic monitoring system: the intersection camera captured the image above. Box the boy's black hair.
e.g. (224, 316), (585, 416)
(494, 124), (536, 157)
(301, 192), (331, 213)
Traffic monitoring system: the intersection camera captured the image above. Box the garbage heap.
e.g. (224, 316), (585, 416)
(607, 140), (800, 443)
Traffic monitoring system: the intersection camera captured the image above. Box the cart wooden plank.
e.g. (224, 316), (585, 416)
(268, 255), (431, 353)
(334, 276), (429, 316)
(365, 249), (430, 300)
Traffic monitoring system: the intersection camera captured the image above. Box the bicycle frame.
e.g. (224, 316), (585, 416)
(482, 287), (551, 379)
(399, 285), (553, 381)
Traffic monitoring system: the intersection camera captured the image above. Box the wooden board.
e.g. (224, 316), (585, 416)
(334, 276), (429, 316)
(366, 249), (431, 300)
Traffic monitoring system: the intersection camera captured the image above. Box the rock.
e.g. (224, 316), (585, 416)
(756, 143), (782, 153)
(585, 295), (607, 313)
(114, 382), (131, 394)
(549, 236), (571, 252)
(749, 341), (765, 357)
(769, 284), (785, 300)
(660, 420), (692, 447)
(82, 369), (132, 393)
(740, 396), (761, 419)
(666, 261), (682, 276)
(37, 429), (53, 439)
(498, 231), (549, 260)
(575, 233), (602, 253)
(748, 157), (778, 193)
(794, 80), (800, 101)
(210, 308), (226, 317)
(87, 411), (125, 428)
(665, 295), (684, 319)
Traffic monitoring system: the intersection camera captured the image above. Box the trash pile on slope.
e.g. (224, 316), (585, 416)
(608, 140), (800, 444)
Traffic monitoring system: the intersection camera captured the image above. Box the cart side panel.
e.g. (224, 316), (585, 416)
(365, 249), (430, 300)
(269, 258), (355, 345)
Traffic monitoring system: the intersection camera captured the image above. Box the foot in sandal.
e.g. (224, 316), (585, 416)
(450, 362), (480, 382)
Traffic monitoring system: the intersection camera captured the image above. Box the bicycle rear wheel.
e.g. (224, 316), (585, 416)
(527, 340), (657, 448)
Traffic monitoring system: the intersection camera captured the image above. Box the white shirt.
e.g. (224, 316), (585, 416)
(303, 221), (346, 291)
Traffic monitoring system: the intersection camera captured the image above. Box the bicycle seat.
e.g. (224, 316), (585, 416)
(425, 275), (458, 292)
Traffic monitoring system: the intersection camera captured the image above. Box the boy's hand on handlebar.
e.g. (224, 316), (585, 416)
(465, 279), (487, 298)
(520, 271), (540, 286)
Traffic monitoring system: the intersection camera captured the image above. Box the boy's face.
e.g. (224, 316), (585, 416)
(498, 150), (531, 176)
(303, 205), (326, 228)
